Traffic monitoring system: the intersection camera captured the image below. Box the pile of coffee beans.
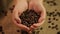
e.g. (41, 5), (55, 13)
(20, 9), (40, 27)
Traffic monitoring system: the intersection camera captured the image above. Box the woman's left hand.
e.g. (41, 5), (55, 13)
(28, 0), (46, 32)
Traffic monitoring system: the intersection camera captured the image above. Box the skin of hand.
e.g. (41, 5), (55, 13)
(28, 0), (46, 33)
(12, 0), (30, 32)
(12, 0), (46, 33)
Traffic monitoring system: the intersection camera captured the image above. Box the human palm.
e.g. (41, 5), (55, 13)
(12, 0), (30, 32)
(29, 0), (46, 31)
(12, 0), (46, 33)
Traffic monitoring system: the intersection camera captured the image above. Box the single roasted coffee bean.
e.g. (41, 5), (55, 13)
(57, 31), (60, 34)
(0, 26), (3, 32)
(20, 9), (40, 27)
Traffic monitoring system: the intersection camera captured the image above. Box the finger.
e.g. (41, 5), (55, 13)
(32, 13), (45, 28)
(13, 5), (19, 18)
(13, 8), (21, 24)
(38, 5), (46, 23)
(32, 23), (40, 28)
(17, 24), (30, 32)
(29, 1), (34, 10)
(30, 26), (35, 31)
(33, 20), (45, 27)
(15, 19), (30, 32)
(14, 19), (30, 32)
(32, 24), (38, 28)
(15, 18), (21, 24)
(28, 31), (32, 34)
(38, 16), (44, 23)
(12, 13), (29, 32)
(14, 0), (28, 16)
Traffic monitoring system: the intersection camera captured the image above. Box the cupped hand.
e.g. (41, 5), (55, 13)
(29, 0), (46, 32)
(12, 0), (30, 32)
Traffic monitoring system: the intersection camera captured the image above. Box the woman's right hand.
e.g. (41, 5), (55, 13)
(12, 0), (30, 32)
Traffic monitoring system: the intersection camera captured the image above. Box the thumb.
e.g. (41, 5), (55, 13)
(12, 6), (21, 24)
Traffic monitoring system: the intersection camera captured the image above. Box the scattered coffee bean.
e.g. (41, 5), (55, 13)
(46, 1), (50, 4)
(36, 31), (40, 34)
(52, 12), (55, 14)
(2, 32), (4, 34)
(51, 23), (54, 25)
(48, 26), (51, 28)
(56, 19), (58, 21)
(0, 26), (3, 32)
(32, 31), (35, 34)
(40, 27), (43, 30)
(52, 26), (55, 29)
(9, 5), (15, 13)
(53, 17), (56, 20)
(49, 12), (52, 16)
(55, 9), (57, 11)
(57, 31), (60, 34)
(48, 18), (51, 20)
(0, 10), (7, 16)
(21, 30), (28, 34)
(55, 25), (58, 28)
(53, 14), (57, 17)
(57, 12), (60, 17)
(17, 30), (20, 32)
(56, 28), (58, 30)
(46, 12), (49, 16)
(46, 0), (57, 6)
(12, 5), (15, 8)
(53, 2), (57, 6)
(48, 21), (51, 23)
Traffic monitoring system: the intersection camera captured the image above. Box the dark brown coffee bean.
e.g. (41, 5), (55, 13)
(32, 31), (35, 34)
(53, 14), (57, 17)
(57, 12), (60, 17)
(57, 31), (60, 34)
(9, 5), (15, 13)
(0, 10), (7, 16)
(12, 5), (15, 8)
(48, 26), (51, 28)
(56, 19), (58, 21)
(2, 32), (5, 34)
(48, 21), (51, 23)
(17, 30), (20, 32)
(55, 25), (58, 28)
(40, 27), (43, 30)
(21, 30), (28, 34)
(36, 31), (40, 34)
(51, 23), (54, 25)
(56, 28), (58, 30)
(47, 1), (50, 4)
(55, 9), (57, 11)
(53, 17), (56, 20)
(53, 2), (57, 6)
(48, 18), (51, 20)
(0, 26), (3, 32)
(52, 26), (55, 29)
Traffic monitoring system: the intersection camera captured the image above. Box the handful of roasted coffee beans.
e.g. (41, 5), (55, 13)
(20, 9), (40, 27)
